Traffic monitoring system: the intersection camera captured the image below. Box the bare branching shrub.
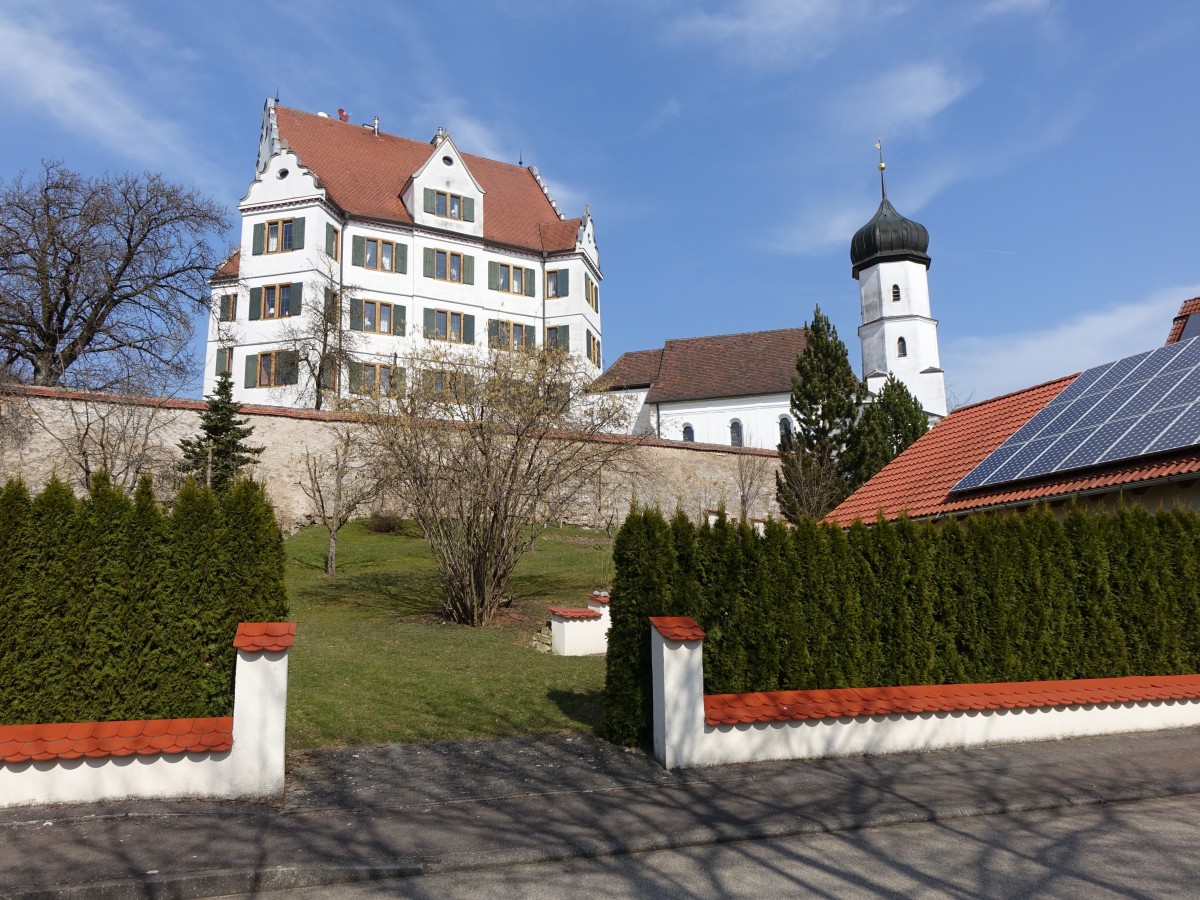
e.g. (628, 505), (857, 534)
(299, 426), (381, 575)
(361, 345), (637, 625)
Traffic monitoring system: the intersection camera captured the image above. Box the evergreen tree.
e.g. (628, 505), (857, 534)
(776, 306), (863, 522)
(841, 374), (930, 491)
(179, 370), (263, 493)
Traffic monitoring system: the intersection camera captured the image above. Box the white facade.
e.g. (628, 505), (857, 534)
(855, 250), (947, 417)
(205, 101), (603, 408)
(653, 394), (792, 449)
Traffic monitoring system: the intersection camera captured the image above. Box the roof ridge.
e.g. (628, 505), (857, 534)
(663, 326), (808, 346)
(948, 373), (1079, 415)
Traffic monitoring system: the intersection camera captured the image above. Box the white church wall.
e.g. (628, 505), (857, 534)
(656, 394), (792, 450)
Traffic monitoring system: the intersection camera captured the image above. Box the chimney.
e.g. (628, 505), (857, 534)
(372, 115), (379, 137)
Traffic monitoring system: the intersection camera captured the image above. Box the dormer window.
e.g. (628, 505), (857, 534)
(423, 188), (475, 222)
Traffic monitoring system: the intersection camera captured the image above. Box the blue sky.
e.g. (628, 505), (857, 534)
(2, 0), (1198, 405)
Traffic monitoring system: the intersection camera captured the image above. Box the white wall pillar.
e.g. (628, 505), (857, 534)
(650, 617), (707, 770)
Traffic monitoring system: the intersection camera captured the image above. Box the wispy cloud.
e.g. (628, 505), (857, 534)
(976, 0), (1053, 18)
(667, 0), (875, 69)
(944, 284), (1196, 402)
(638, 98), (683, 135)
(0, 9), (209, 179)
(832, 62), (976, 137)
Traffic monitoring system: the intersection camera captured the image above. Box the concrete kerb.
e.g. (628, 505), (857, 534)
(7, 773), (1200, 900)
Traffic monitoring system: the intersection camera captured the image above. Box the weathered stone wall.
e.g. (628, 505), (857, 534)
(0, 387), (780, 530)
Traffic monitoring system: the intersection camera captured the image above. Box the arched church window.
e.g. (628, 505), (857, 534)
(897, 337), (908, 358)
(730, 420), (743, 447)
(892, 284), (901, 302)
(682, 423), (694, 442)
(779, 417), (793, 441)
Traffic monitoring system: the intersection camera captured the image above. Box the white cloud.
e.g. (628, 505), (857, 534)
(639, 98), (683, 135)
(943, 285), (1197, 403)
(976, 0), (1052, 18)
(0, 11), (206, 176)
(833, 63), (975, 137)
(764, 202), (867, 256)
(667, 0), (874, 68)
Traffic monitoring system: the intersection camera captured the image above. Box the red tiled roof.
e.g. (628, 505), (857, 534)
(0, 717), (233, 763)
(274, 106), (579, 254)
(549, 607), (602, 620)
(595, 329), (806, 403)
(234, 621), (296, 652)
(826, 370), (1200, 525)
(1166, 297), (1200, 344)
(212, 249), (240, 281)
(703, 674), (1200, 725)
(588, 591), (611, 606)
(650, 616), (707, 642)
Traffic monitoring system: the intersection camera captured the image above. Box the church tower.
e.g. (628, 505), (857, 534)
(850, 152), (947, 419)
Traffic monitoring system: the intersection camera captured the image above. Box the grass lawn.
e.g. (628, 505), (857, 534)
(283, 520), (614, 751)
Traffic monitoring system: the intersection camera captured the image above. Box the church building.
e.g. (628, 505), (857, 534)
(206, 99), (603, 406)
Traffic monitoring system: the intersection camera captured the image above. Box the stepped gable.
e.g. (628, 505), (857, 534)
(273, 106), (580, 254)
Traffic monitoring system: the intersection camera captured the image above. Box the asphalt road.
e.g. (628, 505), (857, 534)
(244, 793), (1200, 899)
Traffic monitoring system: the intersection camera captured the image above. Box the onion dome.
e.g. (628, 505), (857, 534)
(850, 196), (930, 278)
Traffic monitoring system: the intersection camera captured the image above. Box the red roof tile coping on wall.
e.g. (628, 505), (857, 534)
(588, 592), (611, 605)
(703, 674), (1200, 726)
(0, 717), (233, 763)
(1166, 297), (1200, 344)
(548, 607), (602, 620)
(650, 616), (707, 642)
(234, 621), (296, 652)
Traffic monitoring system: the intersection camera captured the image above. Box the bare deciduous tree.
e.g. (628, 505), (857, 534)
(362, 345), (637, 626)
(735, 446), (774, 523)
(299, 426), (381, 575)
(0, 161), (227, 390)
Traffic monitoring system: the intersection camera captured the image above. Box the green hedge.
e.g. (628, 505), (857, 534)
(603, 504), (1200, 746)
(0, 474), (288, 725)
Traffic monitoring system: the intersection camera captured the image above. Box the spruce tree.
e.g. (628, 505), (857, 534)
(842, 374), (929, 491)
(179, 370), (263, 493)
(776, 306), (863, 523)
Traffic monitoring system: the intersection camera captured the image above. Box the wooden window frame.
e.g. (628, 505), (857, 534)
(218, 293), (236, 322)
(434, 250), (464, 283)
(546, 270), (561, 299)
(545, 325), (562, 349)
(363, 238), (397, 272)
(433, 308), (465, 343)
(586, 331), (601, 367)
(217, 347), (233, 376)
(587, 278), (599, 312)
(257, 350), (291, 387)
(362, 299), (398, 335)
(355, 362), (398, 396)
(492, 319), (531, 350)
(265, 218), (295, 254)
(434, 191), (467, 221)
(495, 263), (526, 295)
(328, 226), (341, 261)
(261, 283), (293, 320)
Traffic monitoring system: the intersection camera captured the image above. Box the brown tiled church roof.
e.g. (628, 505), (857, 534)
(273, 106), (581, 255)
(595, 328), (807, 403)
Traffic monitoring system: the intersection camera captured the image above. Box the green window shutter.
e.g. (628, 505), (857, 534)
(594, 286), (599, 313)
(396, 243), (408, 274)
(215, 348), (228, 376)
(585, 273), (592, 301)
(325, 223), (337, 257)
(462, 255), (474, 285)
(558, 324), (570, 349)
(587, 328), (594, 353)
(244, 354), (258, 389)
(349, 297), (364, 330)
(423, 308), (436, 338)
(524, 268), (536, 297)
(488, 261), (499, 291)
(596, 340), (601, 368)
(279, 350), (299, 385)
(558, 270), (570, 297)
(487, 319), (499, 348)
(395, 367), (406, 394)
(423, 188), (436, 214)
(423, 247), (435, 278)
(463, 197), (475, 222)
(252, 223), (265, 256)
(394, 306), (406, 336)
(218, 295), (230, 322)
(292, 217), (305, 250)
(290, 282), (304, 317)
(319, 358), (335, 390)
(524, 326), (536, 350)
(352, 235), (365, 266)
(462, 314), (475, 345)
(324, 288), (335, 319)
(249, 287), (262, 320)
(348, 361), (362, 393)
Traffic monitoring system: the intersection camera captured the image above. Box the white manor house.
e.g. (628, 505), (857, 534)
(206, 99), (604, 405)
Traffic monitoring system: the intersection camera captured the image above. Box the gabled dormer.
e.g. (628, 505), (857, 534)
(577, 206), (599, 270)
(405, 129), (484, 239)
(241, 148), (325, 210)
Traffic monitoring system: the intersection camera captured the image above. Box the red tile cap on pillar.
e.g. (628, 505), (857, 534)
(233, 622), (296, 652)
(649, 616), (706, 641)
(549, 607), (602, 620)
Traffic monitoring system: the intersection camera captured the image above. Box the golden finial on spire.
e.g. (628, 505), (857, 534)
(875, 139), (887, 199)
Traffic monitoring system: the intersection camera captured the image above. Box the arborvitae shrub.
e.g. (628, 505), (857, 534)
(604, 502), (1200, 746)
(0, 476), (290, 725)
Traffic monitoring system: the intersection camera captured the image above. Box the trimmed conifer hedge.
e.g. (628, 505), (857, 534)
(603, 504), (1200, 746)
(0, 474), (289, 725)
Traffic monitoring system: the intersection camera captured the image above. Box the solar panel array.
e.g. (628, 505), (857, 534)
(952, 336), (1200, 493)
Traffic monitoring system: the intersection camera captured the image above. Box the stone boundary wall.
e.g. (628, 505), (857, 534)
(0, 386), (780, 530)
(0, 623), (294, 808)
(650, 616), (1200, 770)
